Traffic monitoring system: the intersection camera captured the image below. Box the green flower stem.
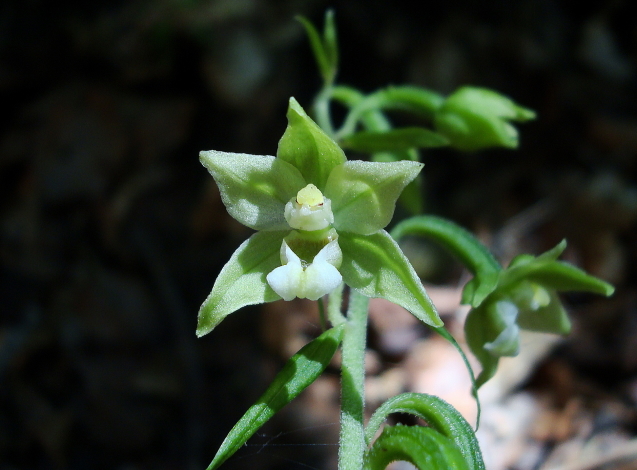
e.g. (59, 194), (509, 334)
(328, 283), (346, 326)
(339, 290), (369, 470)
(313, 86), (336, 137)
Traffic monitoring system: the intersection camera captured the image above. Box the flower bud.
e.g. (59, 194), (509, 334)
(434, 87), (535, 151)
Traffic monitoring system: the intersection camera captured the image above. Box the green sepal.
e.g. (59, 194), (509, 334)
(326, 160), (423, 235)
(517, 289), (571, 334)
(521, 261), (614, 296)
(365, 393), (484, 470)
(296, 10), (338, 86)
(390, 215), (501, 307)
(338, 230), (443, 327)
(196, 231), (286, 337)
(464, 303), (506, 388)
(364, 425), (469, 470)
(340, 127), (449, 152)
(500, 241), (614, 297)
(199, 151), (305, 231)
(277, 97), (346, 189)
(204, 324), (345, 470)
(434, 87), (536, 151)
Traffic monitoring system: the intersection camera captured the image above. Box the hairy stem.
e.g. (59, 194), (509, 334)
(338, 290), (369, 470)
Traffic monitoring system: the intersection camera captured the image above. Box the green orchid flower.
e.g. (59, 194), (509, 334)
(464, 240), (614, 387)
(196, 97), (442, 337)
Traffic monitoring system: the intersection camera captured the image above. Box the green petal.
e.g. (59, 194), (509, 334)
(200, 150), (305, 231)
(326, 160), (423, 235)
(276, 97), (347, 189)
(196, 231), (286, 337)
(339, 230), (442, 327)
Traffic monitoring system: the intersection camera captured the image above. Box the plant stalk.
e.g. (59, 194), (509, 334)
(338, 290), (369, 470)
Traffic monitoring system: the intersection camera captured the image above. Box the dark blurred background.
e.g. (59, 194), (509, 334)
(1, 0), (636, 469)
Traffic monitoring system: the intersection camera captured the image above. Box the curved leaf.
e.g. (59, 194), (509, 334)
(365, 393), (484, 470)
(364, 424), (469, 470)
(205, 325), (345, 470)
(196, 231), (286, 337)
(339, 230), (442, 327)
(391, 215), (501, 307)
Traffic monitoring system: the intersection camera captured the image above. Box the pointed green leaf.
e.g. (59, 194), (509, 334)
(200, 150), (305, 231)
(339, 230), (443, 327)
(365, 393), (484, 470)
(197, 231), (286, 337)
(340, 128), (449, 152)
(205, 325), (345, 470)
(326, 160), (423, 235)
(277, 97), (347, 188)
(364, 425), (469, 470)
(391, 215), (501, 307)
(322, 10), (338, 81)
(296, 15), (333, 84)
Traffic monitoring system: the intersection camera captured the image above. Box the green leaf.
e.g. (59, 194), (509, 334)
(196, 231), (286, 337)
(340, 127), (449, 152)
(200, 150), (305, 231)
(326, 160), (423, 235)
(339, 230), (443, 327)
(364, 425), (469, 470)
(365, 393), (484, 470)
(277, 97), (347, 189)
(322, 10), (338, 81)
(205, 325), (345, 470)
(297, 15), (334, 85)
(390, 216), (501, 307)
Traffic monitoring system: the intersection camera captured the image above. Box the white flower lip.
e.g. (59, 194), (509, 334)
(284, 184), (334, 231)
(266, 239), (342, 301)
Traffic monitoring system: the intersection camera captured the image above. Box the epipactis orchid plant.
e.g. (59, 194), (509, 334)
(197, 97), (442, 337)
